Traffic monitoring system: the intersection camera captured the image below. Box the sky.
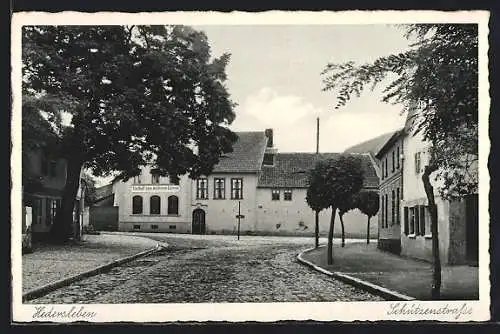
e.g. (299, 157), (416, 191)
(193, 24), (412, 153)
(93, 24), (413, 186)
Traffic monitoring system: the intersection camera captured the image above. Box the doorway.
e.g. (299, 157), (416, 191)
(192, 209), (206, 235)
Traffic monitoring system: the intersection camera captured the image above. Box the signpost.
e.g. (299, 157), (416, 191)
(236, 201), (245, 240)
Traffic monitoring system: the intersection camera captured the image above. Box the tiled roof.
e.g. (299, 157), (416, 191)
(257, 153), (379, 189)
(94, 183), (114, 201)
(212, 131), (268, 173)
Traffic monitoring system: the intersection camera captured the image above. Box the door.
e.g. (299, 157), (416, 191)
(465, 194), (479, 265)
(192, 209), (206, 235)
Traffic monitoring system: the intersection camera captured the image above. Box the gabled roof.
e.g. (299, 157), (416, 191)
(212, 131), (268, 173)
(343, 131), (398, 156)
(257, 153), (379, 189)
(374, 129), (405, 159)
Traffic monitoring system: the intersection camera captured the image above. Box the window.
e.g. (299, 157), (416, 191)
(150, 195), (161, 215)
(396, 188), (400, 225)
(196, 178), (208, 199)
(271, 189), (280, 200)
(384, 157), (388, 177)
(263, 153), (274, 166)
(284, 189), (292, 201)
(169, 175), (179, 185)
(419, 205), (426, 235)
(133, 176), (141, 184)
(133, 225), (141, 230)
(41, 154), (48, 175)
(214, 178), (225, 199)
(381, 161), (385, 180)
(151, 225), (158, 230)
(132, 196), (143, 214)
(49, 160), (58, 177)
(415, 152), (421, 174)
(168, 195), (179, 215)
(414, 206), (420, 235)
(33, 198), (43, 225)
(396, 146), (400, 169)
(409, 207), (415, 234)
(231, 178), (243, 199)
(151, 171), (160, 184)
(403, 207), (409, 235)
(391, 190), (395, 226)
(391, 151), (395, 173)
(46, 198), (60, 225)
(381, 196), (385, 228)
(385, 194), (388, 228)
(169, 225), (176, 230)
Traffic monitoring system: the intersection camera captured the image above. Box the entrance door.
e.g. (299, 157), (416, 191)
(192, 209), (206, 235)
(465, 194), (479, 265)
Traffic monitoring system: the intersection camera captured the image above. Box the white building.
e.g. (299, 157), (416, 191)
(112, 129), (380, 237)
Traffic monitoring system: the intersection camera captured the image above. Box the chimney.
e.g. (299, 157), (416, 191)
(265, 128), (273, 148)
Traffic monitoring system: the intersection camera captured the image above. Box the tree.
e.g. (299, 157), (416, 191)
(321, 24), (478, 299)
(356, 191), (380, 245)
(306, 155), (364, 264)
(337, 195), (358, 248)
(23, 25), (237, 243)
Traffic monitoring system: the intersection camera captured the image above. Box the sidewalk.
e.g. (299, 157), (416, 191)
(22, 233), (161, 294)
(301, 243), (479, 300)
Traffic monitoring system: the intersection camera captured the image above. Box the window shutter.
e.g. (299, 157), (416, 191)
(403, 207), (409, 235)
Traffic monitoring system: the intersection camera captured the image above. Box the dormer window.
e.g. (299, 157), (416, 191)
(151, 170), (160, 184)
(263, 153), (274, 166)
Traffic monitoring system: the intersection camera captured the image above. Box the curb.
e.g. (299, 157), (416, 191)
(297, 246), (416, 301)
(23, 242), (167, 302)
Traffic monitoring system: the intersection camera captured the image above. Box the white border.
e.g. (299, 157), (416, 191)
(11, 10), (491, 323)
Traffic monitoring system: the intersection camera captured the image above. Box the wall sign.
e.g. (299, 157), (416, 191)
(131, 185), (180, 192)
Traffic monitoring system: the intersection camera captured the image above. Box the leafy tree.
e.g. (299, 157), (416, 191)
(22, 25), (237, 243)
(321, 24), (478, 299)
(337, 195), (358, 248)
(306, 155), (364, 264)
(355, 190), (380, 245)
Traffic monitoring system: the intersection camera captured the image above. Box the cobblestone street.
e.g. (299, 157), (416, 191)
(28, 234), (383, 303)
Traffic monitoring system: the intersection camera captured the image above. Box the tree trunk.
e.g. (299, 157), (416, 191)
(422, 164), (441, 300)
(366, 216), (371, 244)
(340, 213), (345, 248)
(50, 156), (83, 244)
(327, 207), (337, 265)
(315, 210), (319, 248)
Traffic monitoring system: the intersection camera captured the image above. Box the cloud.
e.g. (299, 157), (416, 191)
(230, 87), (406, 153)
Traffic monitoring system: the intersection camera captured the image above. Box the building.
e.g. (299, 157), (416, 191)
(113, 129), (379, 237)
(400, 112), (478, 265)
(374, 129), (404, 254)
(89, 182), (119, 231)
(23, 148), (87, 241)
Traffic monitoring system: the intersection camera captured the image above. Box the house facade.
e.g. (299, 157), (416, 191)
(23, 148), (87, 241)
(114, 129), (379, 237)
(400, 115), (478, 265)
(375, 129), (404, 254)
